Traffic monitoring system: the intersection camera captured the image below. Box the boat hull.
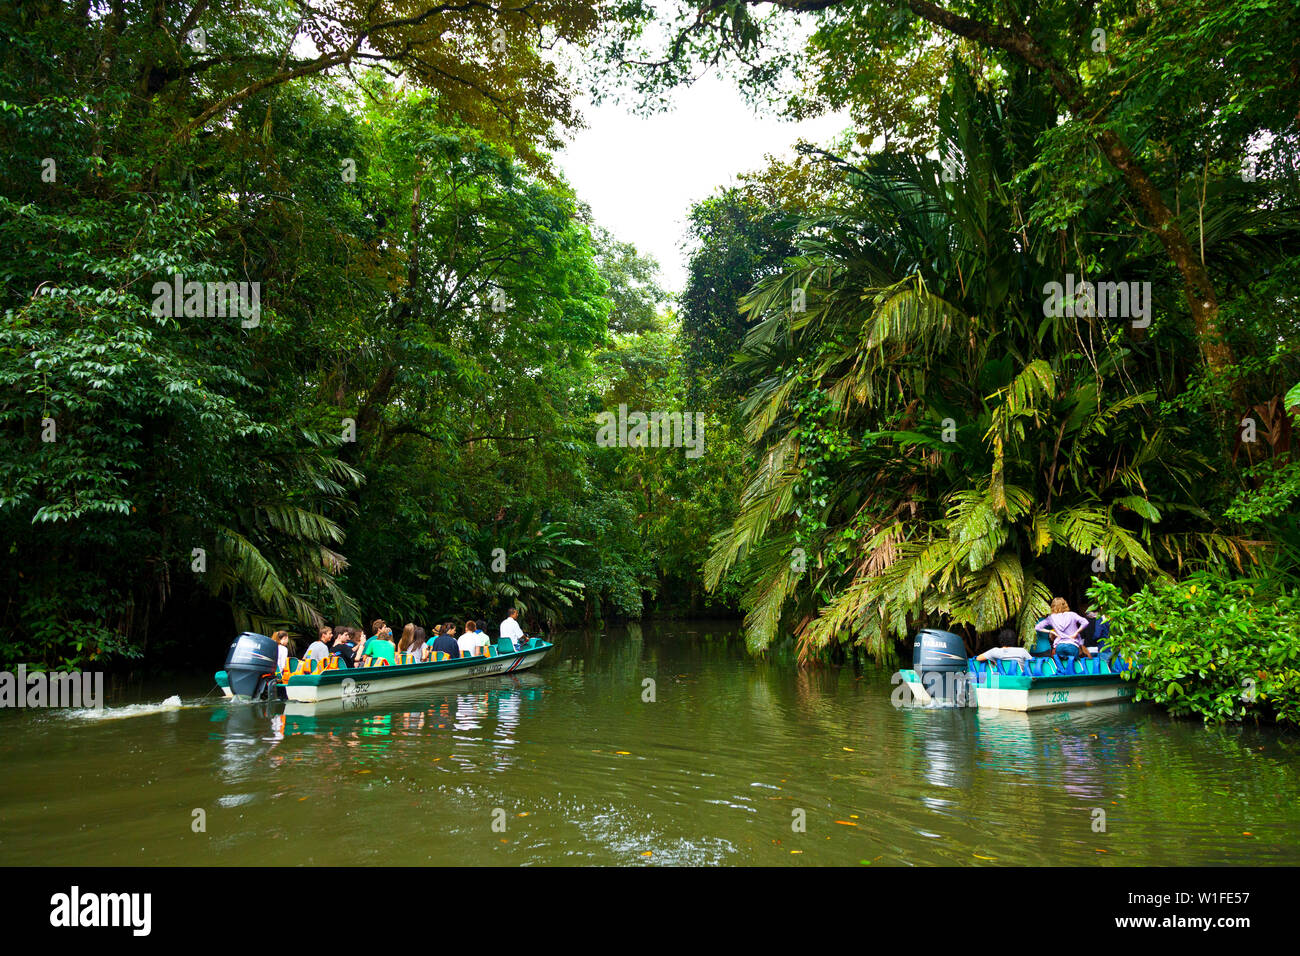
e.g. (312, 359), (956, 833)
(216, 643), (551, 702)
(899, 668), (1135, 712)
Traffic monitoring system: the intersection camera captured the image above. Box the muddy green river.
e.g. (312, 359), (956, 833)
(2, 621), (1297, 865)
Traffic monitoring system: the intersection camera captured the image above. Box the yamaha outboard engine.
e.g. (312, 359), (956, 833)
(912, 628), (970, 705)
(222, 631), (280, 700)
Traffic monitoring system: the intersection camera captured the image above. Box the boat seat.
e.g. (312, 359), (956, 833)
(1028, 658), (1059, 677)
(498, 638), (516, 654)
(1054, 643), (1080, 674)
(965, 659), (988, 682)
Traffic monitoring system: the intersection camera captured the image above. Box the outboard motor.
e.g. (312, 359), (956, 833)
(912, 628), (971, 705)
(222, 631), (280, 700)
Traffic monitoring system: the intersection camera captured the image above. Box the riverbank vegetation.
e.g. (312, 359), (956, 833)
(3, 1), (1300, 698)
(1090, 575), (1300, 727)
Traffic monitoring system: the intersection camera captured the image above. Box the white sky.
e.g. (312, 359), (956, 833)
(556, 76), (849, 295)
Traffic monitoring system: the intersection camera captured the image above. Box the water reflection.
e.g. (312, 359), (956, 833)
(204, 674), (550, 780)
(5, 622), (1300, 866)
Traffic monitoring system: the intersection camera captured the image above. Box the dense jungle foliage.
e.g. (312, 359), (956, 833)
(3, 1), (1300, 717)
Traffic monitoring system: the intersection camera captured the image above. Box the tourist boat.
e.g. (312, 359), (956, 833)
(900, 628), (1136, 712)
(215, 631), (553, 703)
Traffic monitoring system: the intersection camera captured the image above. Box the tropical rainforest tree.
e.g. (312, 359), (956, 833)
(704, 67), (1300, 662)
(616, 0), (1300, 388)
(0, 3), (668, 666)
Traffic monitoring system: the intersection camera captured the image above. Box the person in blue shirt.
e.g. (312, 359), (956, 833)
(429, 624), (461, 660)
(1082, 608), (1110, 653)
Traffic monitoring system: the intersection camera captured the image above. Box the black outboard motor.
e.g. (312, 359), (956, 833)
(223, 631), (280, 700)
(912, 628), (971, 705)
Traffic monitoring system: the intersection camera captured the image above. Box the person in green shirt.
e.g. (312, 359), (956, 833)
(362, 620), (397, 665)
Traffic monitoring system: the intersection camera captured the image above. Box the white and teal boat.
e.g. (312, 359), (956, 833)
(216, 632), (552, 703)
(901, 628), (1136, 712)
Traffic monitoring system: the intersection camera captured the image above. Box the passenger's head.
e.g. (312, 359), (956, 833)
(997, 628), (1018, 647)
(371, 619), (386, 636)
(508, 608), (518, 619)
(318, 625), (332, 642)
(413, 626), (426, 646)
(476, 620), (486, 632)
(271, 630), (288, 646)
(465, 619), (475, 632)
(400, 622), (415, 647)
(1050, 597), (1069, 614)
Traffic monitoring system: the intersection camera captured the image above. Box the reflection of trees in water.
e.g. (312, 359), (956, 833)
(559, 620), (748, 685)
(246, 677), (549, 781)
(886, 704), (1300, 864)
(1092, 715), (1300, 862)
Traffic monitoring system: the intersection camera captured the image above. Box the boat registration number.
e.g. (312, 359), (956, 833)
(340, 678), (371, 709)
(1046, 690), (1070, 704)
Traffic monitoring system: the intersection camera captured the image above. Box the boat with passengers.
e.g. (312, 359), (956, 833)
(900, 628), (1137, 712)
(216, 630), (552, 703)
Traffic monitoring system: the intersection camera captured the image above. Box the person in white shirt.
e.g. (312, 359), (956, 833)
(975, 629), (1032, 662)
(272, 630), (291, 672)
(457, 618), (489, 657)
(499, 608), (525, 650)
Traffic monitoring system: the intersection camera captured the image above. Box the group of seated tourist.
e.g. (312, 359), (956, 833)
(975, 597), (1110, 665)
(270, 608), (531, 672)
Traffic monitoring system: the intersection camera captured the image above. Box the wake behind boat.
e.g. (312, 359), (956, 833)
(216, 631), (552, 703)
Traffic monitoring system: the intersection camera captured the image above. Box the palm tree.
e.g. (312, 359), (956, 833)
(706, 66), (1260, 664)
(469, 506), (587, 627)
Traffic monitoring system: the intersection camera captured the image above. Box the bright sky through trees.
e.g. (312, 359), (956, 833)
(557, 74), (848, 292)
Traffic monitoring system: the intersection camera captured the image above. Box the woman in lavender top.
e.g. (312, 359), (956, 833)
(1036, 597), (1093, 656)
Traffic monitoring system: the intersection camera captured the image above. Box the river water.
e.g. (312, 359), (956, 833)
(2, 620), (1297, 866)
